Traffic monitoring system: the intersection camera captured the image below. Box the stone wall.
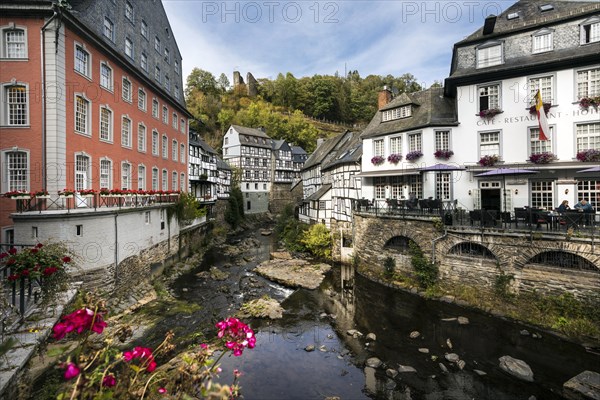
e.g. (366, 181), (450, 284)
(269, 183), (297, 215)
(353, 214), (600, 302)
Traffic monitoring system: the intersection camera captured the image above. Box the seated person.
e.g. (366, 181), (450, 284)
(574, 199), (593, 213)
(557, 200), (570, 213)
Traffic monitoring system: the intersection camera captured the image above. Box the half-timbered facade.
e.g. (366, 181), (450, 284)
(189, 130), (218, 202)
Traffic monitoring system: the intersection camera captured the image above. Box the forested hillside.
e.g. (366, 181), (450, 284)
(185, 69), (424, 153)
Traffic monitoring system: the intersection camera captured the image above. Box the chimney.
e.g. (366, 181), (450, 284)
(483, 15), (497, 35)
(378, 86), (392, 109)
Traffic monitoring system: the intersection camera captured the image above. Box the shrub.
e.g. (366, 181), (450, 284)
(494, 272), (514, 298)
(409, 241), (438, 289)
(301, 223), (332, 260)
(383, 256), (395, 277)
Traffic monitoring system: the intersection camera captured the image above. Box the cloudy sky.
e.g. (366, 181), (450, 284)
(163, 0), (513, 86)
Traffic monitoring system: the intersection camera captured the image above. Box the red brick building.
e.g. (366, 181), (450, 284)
(0, 0), (190, 243)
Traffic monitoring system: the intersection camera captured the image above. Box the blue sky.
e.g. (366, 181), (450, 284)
(163, 1), (513, 87)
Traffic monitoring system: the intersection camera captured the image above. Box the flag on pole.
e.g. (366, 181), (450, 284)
(535, 90), (550, 141)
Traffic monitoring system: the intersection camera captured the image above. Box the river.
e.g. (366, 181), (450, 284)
(166, 230), (599, 400)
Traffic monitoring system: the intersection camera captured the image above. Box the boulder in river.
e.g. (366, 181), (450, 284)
(457, 316), (470, 325)
(254, 258), (331, 289)
(209, 267), (229, 281)
(445, 353), (460, 363)
(409, 331), (420, 339)
(397, 365), (417, 373)
(238, 297), (283, 319)
(271, 251), (293, 260)
(366, 357), (382, 368)
(305, 345), (315, 352)
(563, 370), (600, 400)
(347, 329), (363, 338)
(366, 333), (377, 341)
(499, 355), (534, 382)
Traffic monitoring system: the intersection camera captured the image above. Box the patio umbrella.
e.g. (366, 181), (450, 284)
(419, 163), (466, 171)
(475, 168), (539, 213)
(576, 166), (600, 174)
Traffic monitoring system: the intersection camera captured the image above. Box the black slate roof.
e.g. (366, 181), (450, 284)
(305, 184), (332, 202)
(360, 87), (458, 140)
(302, 132), (350, 170)
(321, 131), (362, 172)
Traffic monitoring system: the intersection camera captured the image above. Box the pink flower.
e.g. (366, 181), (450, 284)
(30, 248), (38, 254)
(123, 346), (157, 372)
(62, 256), (71, 263)
(200, 343), (208, 349)
(8, 248), (17, 255)
(36, 243), (44, 248)
(0, 252), (8, 259)
(158, 388), (167, 394)
(64, 363), (80, 380)
(7, 274), (18, 282)
(102, 374), (116, 387)
(52, 308), (107, 340)
(215, 317), (256, 357)
(233, 369), (241, 378)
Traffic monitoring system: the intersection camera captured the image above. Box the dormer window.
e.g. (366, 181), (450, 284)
(539, 4), (554, 12)
(532, 28), (553, 53)
(476, 41), (503, 69)
(382, 105), (411, 122)
(580, 16), (600, 45)
(507, 12), (519, 20)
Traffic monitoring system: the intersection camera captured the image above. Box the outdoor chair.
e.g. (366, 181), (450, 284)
(514, 208), (528, 227)
(533, 212), (550, 230)
(418, 199), (430, 214)
(499, 212), (514, 227)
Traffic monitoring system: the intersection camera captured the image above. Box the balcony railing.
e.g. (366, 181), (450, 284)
(353, 199), (599, 235)
(9, 193), (180, 214)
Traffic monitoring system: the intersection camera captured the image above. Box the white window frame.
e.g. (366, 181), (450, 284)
(121, 115), (132, 148)
(435, 130), (450, 152)
(479, 130), (501, 158)
(180, 144), (185, 164)
(138, 88), (146, 111)
(180, 118), (186, 134)
(152, 98), (159, 119)
(1, 82), (29, 126)
(532, 28), (553, 54)
(162, 106), (168, 124)
(121, 161), (132, 190)
(99, 104), (113, 142)
(1, 149), (30, 193)
(580, 16), (600, 45)
(152, 167), (159, 190)
(530, 180), (554, 210)
(1, 25), (28, 59)
(408, 132), (422, 152)
(528, 74), (554, 105)
(99, 157), (112, 190)
(172, 113), (178, 129)
(162, 134), (168, 158)
(478, 83), (501, 112)
(141, 20), (148, 39)
(98, 62), (114, 93)
(373, 139), (384, 157)
(389, 135), (402, 155)
(180, 173), (185, 191)
(576, 67), (600, 100)
(103, 17), (114, 41)
(172, 171), (178, 191)
(154, 36), (160, 53)
(155, 65), (161, 83)
(125, 1), (134, 22)
(162, 169), (168, 191)
(174, 85), (180, 100)
(122, 77), (132, 103)
(152, 130), (159, 155)
(164, 47), (170, 64)
(476, 41), (503, 69)
(172, 139), (178, 161)
(74, 42), (91, 79)
(137, 122), (146, 153)
(382, 105), (411, 122)
(74, 153), (91, 191)
(74, 93), (91, 136)
(165, 75), (170, 91)
(576, 122), (600, 152)
(529, 125), (554, 155)
(125, 37), (133, 59)
(141, 52), (148, 72)
(138, 164), (146, 190)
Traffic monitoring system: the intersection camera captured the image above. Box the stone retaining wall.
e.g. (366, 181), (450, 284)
(352, 214), (600, 302)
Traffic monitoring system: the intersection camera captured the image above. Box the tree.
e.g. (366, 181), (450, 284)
(217, 73), (231, 93)
(186, 68), (218, 96)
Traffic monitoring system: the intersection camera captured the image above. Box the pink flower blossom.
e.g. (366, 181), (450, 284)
(102, 374), (116, 387)
(123, 346), (157, 372)
(215, 317), (256, 357)
(8, 248), (17, 255)
(52, 308), (107, 340)
(36, 243), (44, 248)
(0, 252), (8, 259)
(158, 388), (167, 394)
(64, 363), (80, 380)
(62, 256), (71, 263)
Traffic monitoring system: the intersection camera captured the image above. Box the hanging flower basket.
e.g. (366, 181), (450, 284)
(528, 152), (556, 164)
(371, 156), (385, 166)
(4, 191), (31, 199)
(576, 149), (600, 162)
(478, 154), (500, 167)
(406, 151), (423, 162)
(434, 150), (454, 160)
(579, 96), (600, 110)
(528, 102), (552, 115)
(387, 153), (402, 164)
(478, 108), (503, 119)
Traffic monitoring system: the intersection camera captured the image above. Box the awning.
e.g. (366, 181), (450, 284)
(356, 169), (420, 177)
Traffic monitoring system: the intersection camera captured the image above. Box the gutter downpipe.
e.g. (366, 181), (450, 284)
(114, 213), (119, 285)
(432, 230), (448, 265)
(40, 6), (59, 190)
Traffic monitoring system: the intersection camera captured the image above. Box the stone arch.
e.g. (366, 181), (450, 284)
(514, 241), (600, 269)
(525, 250), (599, 272)
(448, 242), (498, 261)
(384, 235), (416, 255)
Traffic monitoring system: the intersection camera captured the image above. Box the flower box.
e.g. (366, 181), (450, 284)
(371, 156), (385, 166)
(478, 108), (503, 119)
(529, 102), (552, 115)
(434, 150), (454, 160)
(4, 191), (30, 199)
(579, 96), (600, 110)
(406, 151), (423, 162)
(59, 195), (74, 199)
(35, 195), (51, 199)
(528, 152), (556, 164)
(478, 154), (500, 167)
(387, 153), (402, 164)
(576, 149), (600, 162)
